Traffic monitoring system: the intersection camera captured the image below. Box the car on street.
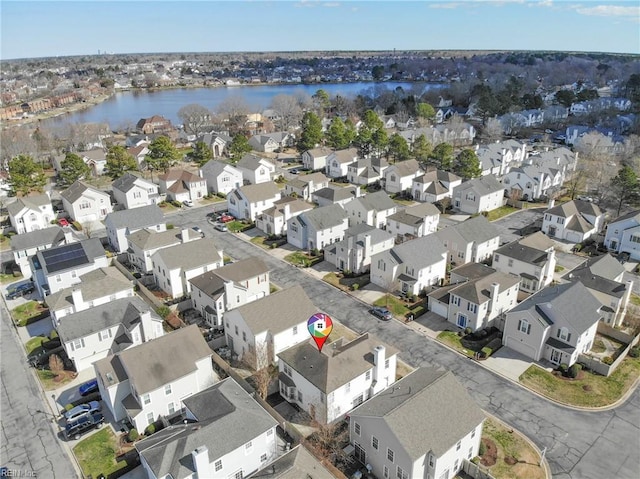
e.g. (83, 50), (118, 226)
(6, 282), (35, 300)
(192, 226), (204, 237)
(290, 168), (299, 175)
(369, 307), (393, 321)
(64, 401), (101, 422)
(57, 218), (70, 227)
(64, 412), (104, 440)
(214, 223), (228, 232)
(79, 379), (99, 396)
(182, 199), (194, 207)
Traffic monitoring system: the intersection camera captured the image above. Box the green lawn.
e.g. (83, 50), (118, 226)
(554, 265), (565, 273)
(0, 272), (22, 284)
(37, 370), (76, 390)
(284, 251), (313, 267)
(486, 206), (520, 221)
(323, 272), (370, 292)
(519, 357), (640, 407)
(25, 336), (47, 354)
(11, 301), (48, 327)
(250, 236), (269, 249)
(393, 198), (414, 206)
(630, 294), (640, 306)
(73, 428), (128, 479)
(227, 220), (253, 233)
(437, 331), (475, 358)
(373, 295), (409, 317)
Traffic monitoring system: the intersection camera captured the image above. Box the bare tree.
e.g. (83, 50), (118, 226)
(49, 353), (65, 378)
(307, 410), (349, 467)
(178, 104), (212, 137)
(270, 94), (303, 131)
(243, 343), (276, 399)
(216, 95), (251, 134)
(482, 118), (504, 142)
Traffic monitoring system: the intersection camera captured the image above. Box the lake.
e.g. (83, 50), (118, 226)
(44, 81), (443, 130)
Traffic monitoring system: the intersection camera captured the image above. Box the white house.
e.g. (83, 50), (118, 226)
(503, 282), (602, 366)
(370, 235), (448, 296)
(347, 157), (388, 186)
(10, 226), (72, 278)
(302, 147), (333, 171)
(382, 159), (424, 194)
(249, 132), (294, 153)
(284, 172), (329, 201)
(228, 182), (281, 221)
(57, 296), (164, 372)
(197, 131), (232, 158)
(236, 154), (276, 185)
(452, 175), (504, 215)
(158, 169), (207, 203)
(286, 203), (349, 251)
(255, 197), (313, 237)
(151, 237), (223, 299)
(94, 325), (218, 432)
(343, 191), (397, 229)
(127, 227), (200, 274)
(189, 257), (270, 329)
(105, 205), (166, 254)
(492, 232), (557, 294)
(246, 445), (334, 479)
(412, 170), (462, 203)
(325, 148), (359, 178)
(224, 285), (318, 368)
(7, 193), (54, 234)
(111, 173), (160, 210)
(277, 333), (399, 424)
(349, 367), (485, 479)
(435, 215), (501, 266)
(324, 224), (395, 274)
(604, 210), (640, 261)
(385, 202), (440, 243)
(135, 377), (278, 479)
(475, 139), (528, 177)
(502, 165), (563, 201)
(30, 238), (109, 296)
(312, 185), (360, 207)
(60, 181), (113, 223)
(541, 200), (605, 243)
(198, 160), (243, 196)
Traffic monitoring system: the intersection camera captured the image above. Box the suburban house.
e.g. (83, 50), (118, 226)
(385, 202), (440, 243)
(151, 238), (223, 299)
(112, 173), (160, 210)
(348, 367), (485, 479)
(197, 131), (232, 158)
(277, 333), (399, 424)
(343, 191), (397, 229)
(255, 197), (313, 236)
(127, 143), (150, 167)
(157, 169), (207, 203)
(60, 180), (113, 223)
(492, 232), (557, 294)
(283, 172), (329, 200)
(189, 257), (270, 330)
(325, 224), (395, 274)
(198, 160), (243, 196)
(326, 148), (359, 178)
(347, 157), (388, 186)
(53, 150), (108, 177)
(567, 254), (633, 327)
(475, 139), (528, 177)
(127, 227), (201, 274)
(502, 282), (603, 366)
(541, 200), (605, 243)
(236, 154), (276, 185)
(46, 266), (134, 325)
(412, 170), (462, 203)
(57, 296), (164, 372)
(382, 159), (424, 194)
(247, 445), (334, 479)
(370, 234), (448, 296)
(135, 377), (278, 479)
(136, 115), (173, 134)
(30, 238), (108, 296)
(524, 147), (578, 181)
(228, 182), (281, 221)
(312, 185), (360, 207)
(603, 210), (640, 260)
(502, 164), (563, 201)
(302, 147), (333, 171)
(10, 226), (72, 278)
(7, 193), (54, 234)
(452, 175), (504, 215)
(435, 215), (501, 266)
(249, 132), (294, 152)
(224, 285), (318, 368)
(286, 203), (349, 251)
(105, 205), (166, 254)
(94, 325), (218, 432)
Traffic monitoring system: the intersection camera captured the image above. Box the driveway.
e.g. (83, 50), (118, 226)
(483, 347), (537, 382)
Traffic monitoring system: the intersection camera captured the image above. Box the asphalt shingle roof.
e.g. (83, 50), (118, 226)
(60, 180), (106, 203)
(238, 182), (280, 203)
(297, 203), (347, 230)
(443, 215), (500, 244)
(454, 175), (503, 196)
(153, 238), (221, 271)
(105, 204), (165, 230)
(7, 193), (51, 216)
(10, 226), (66, 251)
(189, 257), (269, 298)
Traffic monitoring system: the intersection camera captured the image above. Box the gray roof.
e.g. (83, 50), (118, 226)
(609, 209), (640, 226)
(277, 333), (399, 393)
(450, 263), (496, 283)
(199, 159), (240, 177)
(136, 378), (278, 479)
(387, 202), (440, 227)
(262, 197), (312, 218)
(353, 191), (396, 213)
(237, 182), (280, 203)
(568, 254), (628, 298)
(105, 204), (165, 230)
(350, 368), (485, 459)
(189, 257), (269, 298)
(304, 147), (333, 158)
(153, 238), (222, 271)
(60, 180), (107, 203)
(35, 238), (105, 276)
(387, 159), (422, 177)
(414, 169), (461, 185)
(10, 226), (66, 251)
(312, 185), (358, 202)
(495, 232), (554, 265)
(297, 203), (347, 230)
(440, 215), (500, 244)
(111, 173), (151, 193)
(233, 285), (318, 335)
(449, 271), (520, 304)
(238, 153), (271, 170)
(546, 199), (602, 219)
(330, 148), (358, 164)
(386, 234), (447, 269)
(248, 445), (335, 479)
(582, 254), (625, 281)
(454, 175), (503, 196)
(57, 296), (158, 343)
(7, 193), (51, 216)
(127, 228), (197, 250)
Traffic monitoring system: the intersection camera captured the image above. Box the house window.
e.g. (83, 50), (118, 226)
(372, 436), (379, 450)
(468, 447), (473, 459)
(56, 275), (62, 283)
(142, 394), (151, 405)
(429, 455), (434, 467)
(385, 358), (390, 369)
(397, 466), (408, 479)
(508, 258), (514, 267)
(146, 412), (154, 425)
(452, 296), (460, 306)
(354, 422), (361, 436)
(297, 391), (303, 402)
(214, 460), (223, 472)
(71, 271), (77, 278)
(384, 466), (389, 478)
(70, 338), (85, 351)
(260, 453), (267, 463)
(467, 302), (477, 314)
(291, 223), (298, 233)
(471, 427), (476, 438)
(346, 382), (351, 393)
(456, 441), (461, 451)
(387, 448), (395, 463)
(242, 332), (247, 342)
(165, 384), (172, 395)
(235, 326), (239, 335)
(558, 327), (571, 342)
(494, 254), (499, 262)
(283, 364), (292, 377)
(98, 329), (112, 341)
(518, 319), (531, 335)
(366, 370), (371, 381)
(454, 459), (459, 471)
(167, 402), (176, 415)
(267, 429), (273, 436)
(293, 326), (298, 335)
(245, 441), (253, 454)
(631, 235), (640, 244)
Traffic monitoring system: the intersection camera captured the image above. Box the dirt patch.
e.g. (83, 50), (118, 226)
(504, 456), (518, 465)
(480, 438), (498, 467)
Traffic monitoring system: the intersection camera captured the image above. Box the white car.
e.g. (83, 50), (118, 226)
(182, 200), (194, 207)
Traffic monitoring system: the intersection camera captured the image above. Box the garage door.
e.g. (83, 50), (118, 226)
(428, 298), (448, 318)
(566, 231), (582, 243)
(504, 335), (537, 360)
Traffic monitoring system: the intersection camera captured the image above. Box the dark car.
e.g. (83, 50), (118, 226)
(42, 337), (62, 350)
(369, 307), (393, 321)
(64, 412), (104, 440)
(618, 252), (631, 264)
(79, 379), (99, 396)
(6, 282), (35, 300)
(27, 345), (66, 369)
(64, 401), (101, 422)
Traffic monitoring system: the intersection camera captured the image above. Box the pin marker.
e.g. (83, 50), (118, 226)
(307, 313), (333, 352)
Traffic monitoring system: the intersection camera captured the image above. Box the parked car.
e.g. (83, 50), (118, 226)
(78, 379), (99, 396)
(64, 401), (101, 422)
(27, 345), (69, 369)
(57, 218), (70, 227)
(219, 213), (235, 223)
(41, 337), (62, 350)
(290, 168), (299, 175)
(214, 223), (228, 232)
(618, 252), (631, 264)
(192, 226), (204, 237)
(369, 307), (393, 321)
(64, 412), (104, 440)
(6, 282), (35, 300)
(182, 199), (194, 207)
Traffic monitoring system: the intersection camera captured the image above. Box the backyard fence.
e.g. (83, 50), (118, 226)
(461, 459), (498, 479)
(578, 323), (640, 377)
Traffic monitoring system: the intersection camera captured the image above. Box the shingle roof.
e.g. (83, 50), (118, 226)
(354, 191), (396, 212)
(35, 238), (105, 275)
(545, 200), (602, 219)
(568, 254), (628, 298)
(7, 193), (51, 216)
(111, 173), (152, 193)
(385, 234), (447, 269)
(609, 209), (640, 225)
(189, 257), (269, 298)
(10, 226), (66, 251)
(237, 153), (271, 170)
(387, 159), (422, 177)
(450, 263), (496, 283)
(414, 169), (461, 185)
(105, 204), (165, 230)
(442, 215), (500, 244)
(297, 203), (347, 230)
(331, 148), (358, 164)
(157, 169), (201, 183)
(582, 254), (625, 281)
(261, 197), (312, 218)
(248, 445), (335, 479)
(153, 238), (221, 271)
(305, 147), (333, 158)
(312, 185), (358, 202)
(449, 271), (520, 304)
(454, 175), (503, 196)
(495, 233), (554, 265)
(350, 368), (485, 459)
(60, 180), (107, 203)
(199, 159), (240, 177)
(238, 182), (280, 203)
(127, 228), (197, 250)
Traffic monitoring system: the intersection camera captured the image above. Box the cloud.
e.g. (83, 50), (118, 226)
(322, 2), (341, 7)
(575, 5), (640, 17)
(428, 2), (464, 8)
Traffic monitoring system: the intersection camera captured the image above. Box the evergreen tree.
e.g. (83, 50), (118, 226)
(387, 134), (410, 162)
(455, 149), (482, 180)
(229, 134), (252, 163)
(8, 155), (47, 196)
(59, 153), (91, 186)
(326, 118), (347, 150)
(188, 141), (213, 166)
(146, 136), (180, 173)
(105, 145), (137, 179)
(430, 143), (454, 170)
(610, 165), (639, 216)
(297, 112), (323, 152)
(412, 134), (433, 163)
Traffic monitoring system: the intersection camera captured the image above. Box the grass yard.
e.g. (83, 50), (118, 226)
(554, 265), (565, 273)
(630, 294), (640, 306)
(486, 205), (520, 222)
(250, 236), (269, 249)
(25, 335), (47, 354)
(326, 320), (359, 344)
(0, 272), (22, 284)
(284, 251), (318, 267)
(37, 369), (76, 390)
(393, 198), (414, 206)
(73, 428), (128, 479)
(323, 272), (370, 292)
(11, 301), (49, 327)
(373, 295), (409, 317)
(437, 331), (475, 358)
(519, 357), (640, 407)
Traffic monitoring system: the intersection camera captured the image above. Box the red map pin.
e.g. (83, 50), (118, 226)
(307, 313), (333, 352)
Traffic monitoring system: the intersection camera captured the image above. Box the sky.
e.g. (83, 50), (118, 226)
(1, 0), (639, 60)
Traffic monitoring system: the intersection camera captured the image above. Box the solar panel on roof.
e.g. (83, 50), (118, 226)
(40, 242), (89, 273)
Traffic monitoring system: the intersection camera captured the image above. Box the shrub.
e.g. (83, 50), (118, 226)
(270, 243), (277, 249)
(145, 424), (156, 436)
(49, 330), (59, 340)
(573, 244), (583, 252)
(127, 429), (139, 442)
(72, 221), (82, 231)
(481, 211), (489, 217)
(481, 346), (493, 358)
(629, 347), (640, 358)
(558, 363), (569, 374)
(568, 363), (582, 378)
(351, 283), (359, 291)
(216, 192), (227, 199)
(167, 224), (175, 230)
(156, 305), (171, 319)
(479, 441), (487, 456)
(171, 200), (182, 208)
(603, 356), (614, 365)
(65, 404), (74, 411)
(464, 327), (472, 335)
